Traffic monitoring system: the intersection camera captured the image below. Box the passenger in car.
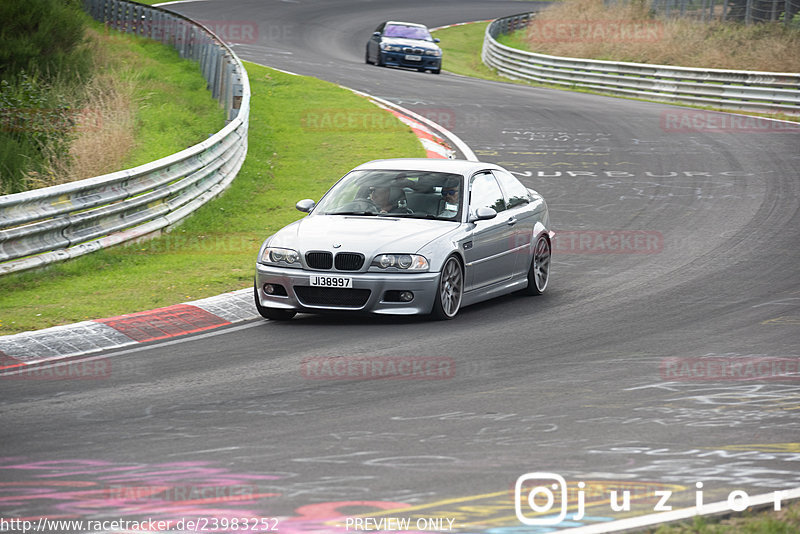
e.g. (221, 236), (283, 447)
(438, 181), (460, 218)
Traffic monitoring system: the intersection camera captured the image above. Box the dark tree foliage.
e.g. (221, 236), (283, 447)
(0, 0), (91, 81)
(0, 0), (90, 193)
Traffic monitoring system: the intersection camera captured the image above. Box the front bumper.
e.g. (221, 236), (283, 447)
(382, 51), (441, 70)
(255, 263), (441, 316)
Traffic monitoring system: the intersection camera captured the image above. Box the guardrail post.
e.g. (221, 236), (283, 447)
(231, 82), (243, 121)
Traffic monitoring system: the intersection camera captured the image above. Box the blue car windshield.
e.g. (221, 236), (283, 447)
(383, 24), (432, 41)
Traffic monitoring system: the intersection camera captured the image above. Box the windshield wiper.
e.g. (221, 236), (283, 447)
(325, 211), (377, 216)
(388, 213), (441, 219)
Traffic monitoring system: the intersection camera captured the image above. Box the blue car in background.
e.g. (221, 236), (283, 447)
(366, 21), (442, 74)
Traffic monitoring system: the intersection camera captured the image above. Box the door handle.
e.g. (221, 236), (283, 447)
(507, 217), (517, 226)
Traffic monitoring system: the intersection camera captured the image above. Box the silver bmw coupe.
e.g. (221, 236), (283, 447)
(254, 158), (552, 320)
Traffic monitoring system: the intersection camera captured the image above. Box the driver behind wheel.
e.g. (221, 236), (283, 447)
(369, 186), (410, 214)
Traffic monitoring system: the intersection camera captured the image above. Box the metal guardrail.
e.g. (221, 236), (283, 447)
(482, 13), (800, 115)
(0, 0), (251, 275)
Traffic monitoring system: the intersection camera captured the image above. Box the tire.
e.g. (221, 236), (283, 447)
(431, 256), (463, 320)
(254, 284), (296, 321)
(432, 68), (441, 75)
(376, 51), (385, 67)
(365, 47), (373, 64)
(523, 235), (551, 296)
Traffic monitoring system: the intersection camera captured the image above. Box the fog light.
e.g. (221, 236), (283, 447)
(264, 284), (276, 295)
(399, 291), (414, 302)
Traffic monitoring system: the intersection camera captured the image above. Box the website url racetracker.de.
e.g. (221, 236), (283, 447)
(0, 517), (280, 533)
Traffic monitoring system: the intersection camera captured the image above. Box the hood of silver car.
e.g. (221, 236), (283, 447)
(270, 215), (455, 256)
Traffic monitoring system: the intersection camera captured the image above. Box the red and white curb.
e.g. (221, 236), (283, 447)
(356, 91), (477, 161)
(381, 105), (455, 159)
(0, 289), (254, 369)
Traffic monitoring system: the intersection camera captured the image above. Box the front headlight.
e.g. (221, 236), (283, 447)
(261, 247), (301, 268)
(424, 49), (441, 57)
(380, 43), (403, 52)
(371, 254), (429, 271)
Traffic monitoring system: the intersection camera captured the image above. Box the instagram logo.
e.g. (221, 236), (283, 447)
(515, 472), (570, 525)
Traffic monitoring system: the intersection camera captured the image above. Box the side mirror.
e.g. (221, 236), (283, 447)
(373, 31), (381, 37)
(469, 206), (497, 222)
(296, 199), (316, 213)
(434, 38), (440, 43)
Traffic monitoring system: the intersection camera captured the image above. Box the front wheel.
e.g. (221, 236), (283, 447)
(254, 284), (296, 321)
(431, 256), (463, 320)
(523, 235), (551, 295)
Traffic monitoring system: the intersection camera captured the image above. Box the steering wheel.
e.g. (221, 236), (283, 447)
(334, 199), (380, 213)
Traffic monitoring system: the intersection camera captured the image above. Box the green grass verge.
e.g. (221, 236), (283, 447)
(0, 61), (424, 334)
(436, 22), (510, 82)
(435, 21), (587, 95)
(651, 499), (800, 533)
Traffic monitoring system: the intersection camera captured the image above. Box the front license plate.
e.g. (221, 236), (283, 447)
(310, 275), (353, 288)
(405, 54), (421, 61)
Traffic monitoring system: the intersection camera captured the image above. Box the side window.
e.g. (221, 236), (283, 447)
(469, 172), (506, 214)
(492, 169), (531, 209)
(375, 22), (385, 34)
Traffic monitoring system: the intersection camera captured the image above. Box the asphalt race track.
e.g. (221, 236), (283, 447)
(2, 1), (799, 532)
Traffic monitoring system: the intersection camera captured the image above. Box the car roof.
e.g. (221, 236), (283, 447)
(353, 158), (502, 177)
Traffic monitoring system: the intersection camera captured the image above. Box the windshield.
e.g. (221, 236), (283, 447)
(314, 169), (463, 220)
(383, 24), (433, 41)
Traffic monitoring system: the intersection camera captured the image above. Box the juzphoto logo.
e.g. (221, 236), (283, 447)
(515, 472), (569, 525)
(514, 473), (794, 526)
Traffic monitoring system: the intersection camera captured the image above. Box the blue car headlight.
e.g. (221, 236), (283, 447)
(424, 49), (442, 57)
(380, 43), (403, 52)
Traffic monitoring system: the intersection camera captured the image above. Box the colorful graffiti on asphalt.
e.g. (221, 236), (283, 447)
(0, 458), (693, 532)
(0, 458), (426, 533)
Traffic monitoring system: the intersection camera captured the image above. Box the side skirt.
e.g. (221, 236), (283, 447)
(461, 275), (528, 308)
